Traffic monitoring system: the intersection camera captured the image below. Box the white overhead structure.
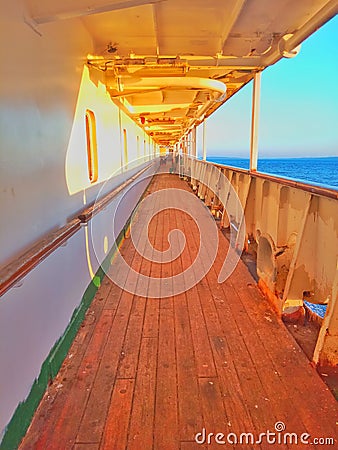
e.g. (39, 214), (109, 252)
(26, 0), (338, 146)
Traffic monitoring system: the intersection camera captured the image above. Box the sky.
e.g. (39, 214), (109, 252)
(197, 14), (338, 158)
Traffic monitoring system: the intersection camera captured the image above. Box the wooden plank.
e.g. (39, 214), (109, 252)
(198, 378), (229, 450)
(147, 175), (163, 300)
(142, 298), (159, 338)
(104, 232), (133, 310)
(101, 378), (135, 450)
(94, 275), (114, 306)
(73, 444), (100, 450)
(180, 441), (207, 450)
(177, 203), (217, 378)
(27, 309), (114, 449)
(103, 280), (124, 311)
(174, 294), (204, 441)
(127, 337), (158, 450)
(172, 204), (206, 440)
(195, 282), (261, 434)
(207, 333), (257, 435)
(219, 281), (307, 436)
(158, 235), (171, 301)
(183, 206), (275, 436)
(207, 279), (278, 432)
(117, 296), (146, 379)
(185, 286), (217, 378)
(154, 307), (179, 450)
(139, 185), (161, 337)
(75, 292), (134, 443)
(159, 188), (174, 304)
(139, 178), (161, 335)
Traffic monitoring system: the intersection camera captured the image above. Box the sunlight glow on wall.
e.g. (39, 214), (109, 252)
(85, 109), (98, 183)
(65, 66), (119, 194)
(65, 65), (155, 195)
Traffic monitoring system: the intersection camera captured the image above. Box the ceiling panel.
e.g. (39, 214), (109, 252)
(82, 4), (158, 55)
(75, 0), (336, 144)
(155, 0), (238, 56)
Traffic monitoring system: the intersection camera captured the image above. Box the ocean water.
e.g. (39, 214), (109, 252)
(206, 156), (338, 190)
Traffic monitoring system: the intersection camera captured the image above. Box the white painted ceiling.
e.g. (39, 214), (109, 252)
(27, 0), (338, 145)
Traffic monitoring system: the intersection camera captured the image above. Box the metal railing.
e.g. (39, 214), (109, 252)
(182, 154), (338, 366)
(0, 163), (155, 298)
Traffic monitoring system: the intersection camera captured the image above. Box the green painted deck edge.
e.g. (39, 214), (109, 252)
(0, 226), (127, 450)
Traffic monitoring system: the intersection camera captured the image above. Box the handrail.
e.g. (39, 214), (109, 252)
(0, 162), (156, 298)
(249, 170), (338, 200)
(0, 220), (81, 298)
(197, 158), (338, 200)
(79, 163), (154, 222)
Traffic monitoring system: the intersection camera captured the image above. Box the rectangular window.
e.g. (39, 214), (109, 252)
(85, 109), (98, 183)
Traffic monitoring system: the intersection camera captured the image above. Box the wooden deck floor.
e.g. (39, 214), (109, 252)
(20, 174), (337, 450)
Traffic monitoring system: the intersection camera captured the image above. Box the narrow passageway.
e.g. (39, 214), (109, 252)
(20, 174), (337, 450)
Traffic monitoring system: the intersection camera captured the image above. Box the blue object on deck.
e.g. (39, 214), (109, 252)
(304, 301), (327, 319)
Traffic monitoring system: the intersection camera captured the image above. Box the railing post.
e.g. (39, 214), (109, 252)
(313, 271), (338, 366)
(202, 119), (207, 161)
(192, 127), (197, 158)
(250, 72), (261, 171)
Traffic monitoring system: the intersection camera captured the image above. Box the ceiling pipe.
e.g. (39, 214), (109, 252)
(283, 0), (338, 54)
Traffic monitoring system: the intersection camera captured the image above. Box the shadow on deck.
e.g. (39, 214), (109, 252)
(20, 174), (337, 450)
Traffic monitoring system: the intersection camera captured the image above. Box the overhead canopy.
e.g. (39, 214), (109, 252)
(27, 0), (338, 145)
